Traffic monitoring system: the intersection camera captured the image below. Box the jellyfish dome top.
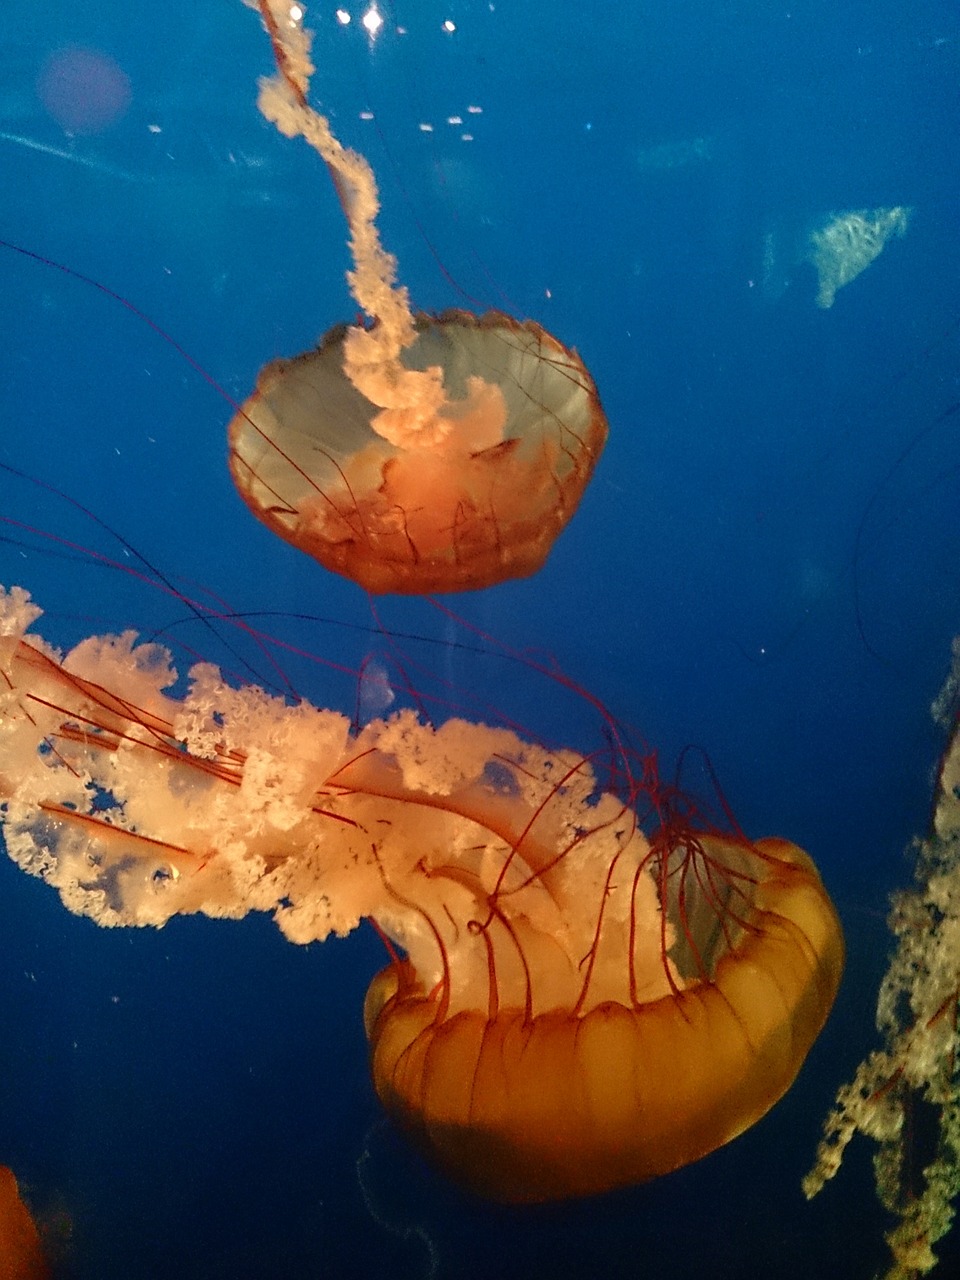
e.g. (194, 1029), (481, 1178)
(0, 586), (843, 1202)
(228, 1), (608, 595)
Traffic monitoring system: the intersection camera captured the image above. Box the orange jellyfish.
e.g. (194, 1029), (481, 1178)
(228, 1), (608, 594)
(0, 586), (843, 1202)
(0, 1166), (49, 1280)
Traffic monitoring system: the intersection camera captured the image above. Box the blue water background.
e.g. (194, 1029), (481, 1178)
(0, 0), (958, 1275)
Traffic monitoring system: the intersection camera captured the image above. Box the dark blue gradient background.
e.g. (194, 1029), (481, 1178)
(0, 1), (958, 1276)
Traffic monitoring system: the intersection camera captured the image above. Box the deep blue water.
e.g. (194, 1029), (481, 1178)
(0, 0), (958, 1276)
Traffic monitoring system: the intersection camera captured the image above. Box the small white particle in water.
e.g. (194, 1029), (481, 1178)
(362, 4), (384, 37)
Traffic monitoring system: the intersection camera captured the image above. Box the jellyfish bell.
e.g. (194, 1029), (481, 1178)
(228, 311), (608, 595)
(0, 584), (844, 1204)
(364, 831), (844, 1202)
(229, 0), (609, 594)
(0, 1165), (50, 1280)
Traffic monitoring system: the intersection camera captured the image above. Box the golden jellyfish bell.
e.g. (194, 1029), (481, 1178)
(0, 587), (843, 1204)
(231, 1), (608, 593)
(228, 312), (607, 594)
(363, 832), (844, 1202)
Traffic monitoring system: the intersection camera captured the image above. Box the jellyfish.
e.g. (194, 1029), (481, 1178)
(0, 1166), (49, 1280)
(228, 1), (608, 594)
(0, 584), (844, 1202)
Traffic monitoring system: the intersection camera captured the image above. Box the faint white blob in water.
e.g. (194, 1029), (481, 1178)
(760, 227), (794, 303)
(357, 657), (396, 724)
(807, 206), (912, 309)
(37, 47), (131, 135)
(636, 134), (712, 173)
(759, 207), (912, 307)
(797, 558), (834, 607)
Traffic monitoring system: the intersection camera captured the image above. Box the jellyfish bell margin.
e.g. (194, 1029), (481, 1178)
(0, 584), (844, 1205)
